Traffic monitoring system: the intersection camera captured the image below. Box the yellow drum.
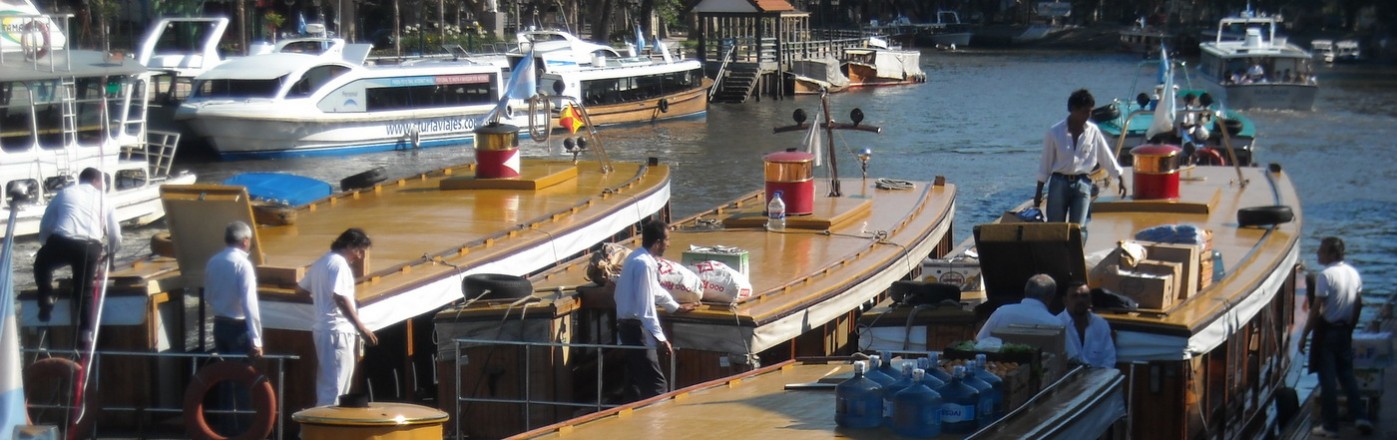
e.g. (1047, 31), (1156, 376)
(294, 401), (448, 440)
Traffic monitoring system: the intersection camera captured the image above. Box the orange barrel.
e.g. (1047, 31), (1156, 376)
(294, 401), (449, 440)
(1131, 144), (1183, 200)
(763, 149), (815, 216)
(475, 122), (521, 179)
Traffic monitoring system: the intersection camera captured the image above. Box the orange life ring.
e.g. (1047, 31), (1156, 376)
(24, 357), (99, 438)
(20, 20), (51, 60)
(1194, 147), (1227, 166)
(183, 361), (278, 440)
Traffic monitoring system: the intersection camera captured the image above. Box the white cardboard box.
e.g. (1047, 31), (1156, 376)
(922, 257), (982, 291)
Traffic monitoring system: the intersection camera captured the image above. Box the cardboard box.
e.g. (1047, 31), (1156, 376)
(1354, 332), (1394, 369)
(1356, 368), (1384, 392)
(1097, 261), (1178, 310)
(1145, 242), (1201, 301)
(681, 246), (749, 275)
(922, 257), (983, 291)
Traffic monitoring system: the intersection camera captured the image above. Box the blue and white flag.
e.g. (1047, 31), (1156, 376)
(485, 49), (536, 122)
(634, 25), (646, 52)
(1146, 43), (1176, 141)
(298, 12), (307, 35)
(1, 210), (28, 436)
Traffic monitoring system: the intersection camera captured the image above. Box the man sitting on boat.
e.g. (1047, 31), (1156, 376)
(976, 274), (1063, 341)
(1057, 282), (1117, 369)
(33, 167), (121, 344)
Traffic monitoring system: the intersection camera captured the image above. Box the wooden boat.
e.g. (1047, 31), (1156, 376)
(788, 58), (850, 95)
(505, 359), (1126, 439)
(859, 138), (1304, 439)
(433, 94), (956, 438)
(0, 1), (197, 238)
(1094, 59), (1259, 166)
(842, 39), (927, 89)
(1197, 11), (1318, 110)
(19, 123), (671, 435)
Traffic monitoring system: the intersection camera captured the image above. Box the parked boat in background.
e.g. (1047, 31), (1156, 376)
(1197, 11), (1317, 110)
(175, 45), (522, 159)
(1311, 39), (1336, 63)
(1334, 39), (1362, 62)
(1119, 18), (1175, 57)
(787, 58), (849, 95)
(512, 30), (709, 130)
(1, 1), (196, 238)
(915, 10), (974, 49)
(842, 38), (926, 89)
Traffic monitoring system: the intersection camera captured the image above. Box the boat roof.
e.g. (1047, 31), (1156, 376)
(108, 159), (671, 332)
(441, 177), (956, 354)
(508, 360), (1124, 439)
(195, 52), (336, 80)
(543, 58), (702, 81)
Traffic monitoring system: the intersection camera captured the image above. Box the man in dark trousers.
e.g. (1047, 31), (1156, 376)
(1301, 236), (1373, 437)
(613, 220), (696, 401)
(33, 167), (120, 343)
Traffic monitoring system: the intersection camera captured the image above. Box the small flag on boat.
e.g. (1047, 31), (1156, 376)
(298, 12), (307, 35)
(635, 24), (646, 52)
(560, 104), (585, 134)
(1146, 43), (1176, 141)
(803, 108), (823, 167)
(1, 206), (28, 436)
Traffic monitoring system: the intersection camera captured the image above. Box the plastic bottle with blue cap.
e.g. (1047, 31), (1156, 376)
(766, 191), (786, 231)
(835, 360), (883, 429)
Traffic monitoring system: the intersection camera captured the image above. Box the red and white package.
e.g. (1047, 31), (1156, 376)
(692, 260), (754, 304)
(656, 257), (704, 303)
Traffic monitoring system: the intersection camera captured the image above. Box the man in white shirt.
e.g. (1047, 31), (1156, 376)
(298, 228), (379, 406)
(977, 274), (1062, 341)
(1057, 282), (1116, 369)
(1034, 89), (1127, 227)
(1300, 237), (1373, 437)
(33, 167), (121, 339)
(205, 221), (263, 360)
(614, 220), (696, 401)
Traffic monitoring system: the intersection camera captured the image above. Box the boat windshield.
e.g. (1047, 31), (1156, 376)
(192, 77), (286, 99)
(151, 20), (223, 56)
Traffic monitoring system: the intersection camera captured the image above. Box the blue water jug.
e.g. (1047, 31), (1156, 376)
(883, 363), (917, 427)
(972, 354), (1006, 421)
(915, 357), (947, 391)
(938, 366), (981, 434)
(892, 369), (944, 438)
(877, 351), (904, 381)
(864, 355), (898, 387)
(925, 352), (953, 383)
(836, 360), (884, 429)
(960, 360), (995, 428)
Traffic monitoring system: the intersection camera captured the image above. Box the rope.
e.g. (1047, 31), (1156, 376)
(875, 178), (915, 190)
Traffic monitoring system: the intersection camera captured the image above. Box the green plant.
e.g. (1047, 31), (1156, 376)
(265, 11), (287, 33)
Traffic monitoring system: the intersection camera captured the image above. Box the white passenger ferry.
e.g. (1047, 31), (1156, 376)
(1197, 11), (1317, 110)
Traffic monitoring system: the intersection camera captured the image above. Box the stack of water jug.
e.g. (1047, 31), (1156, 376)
(835, 351), (1005, 437)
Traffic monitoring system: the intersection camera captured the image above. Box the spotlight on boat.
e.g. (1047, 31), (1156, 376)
(576, 137), (589, 151)
(6, 179), (38, 205)
(563, 137), (576, 152)
(1136, 93), (1151, 108)
(850, 108), (865, 126)
(1199, 93), (1214, 108)
(553, 80), (566, 95)
(857, 148), (873, 180)
(792, 108), (807, 125)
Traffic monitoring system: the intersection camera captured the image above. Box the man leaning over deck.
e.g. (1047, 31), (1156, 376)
(34, 167), (120, 345)
(1034, 89), (1127, 232)
(977, 274), (1062, 341)
(614, 219), (696, 402)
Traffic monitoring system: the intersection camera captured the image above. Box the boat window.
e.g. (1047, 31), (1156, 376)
(192, 78), (286, 99)
(287, 65), (352, 98)
(152, 20), (221, 56)
(0, 81), (35, 153)
(323, 73), (498, 113)
(578, 67), (700, 106)
(0, 78), (110, 151)
(280, 40), (329, 55)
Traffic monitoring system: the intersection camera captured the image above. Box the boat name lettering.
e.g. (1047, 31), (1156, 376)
(435, 74), (490, 85)
(385, 117), (479, 135)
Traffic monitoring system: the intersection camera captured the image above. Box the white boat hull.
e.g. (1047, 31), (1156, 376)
(1208, 82), (1317, 111)
(927, 31), (972, 47)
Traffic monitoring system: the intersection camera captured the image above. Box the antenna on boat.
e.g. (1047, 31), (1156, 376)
(773, 89), (880, 197)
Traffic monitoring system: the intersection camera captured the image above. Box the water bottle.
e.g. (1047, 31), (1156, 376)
(864, 355), (898, 388)
(1212, 249), (1225, 282)
(883, 363), (917, 427)
(836, 360), (884, 429)
(892, 369), (944, 438)
(961, 360), (996, 428)
(766, 191), (786, 231)
(924, 352), (953, 384)
(972, 354), (1006, 421)
(877, 351), (903, 381)
(915, 357), (947, 391)
(939, 366), (980, 434)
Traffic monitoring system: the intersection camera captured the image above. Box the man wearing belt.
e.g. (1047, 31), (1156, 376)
(33, 167), (120, 341)
(1034, 89), (1127, 226)
(614, 220), (696, 401)
(1301, 237), (1373, 437)
(205, 221), (263, 360)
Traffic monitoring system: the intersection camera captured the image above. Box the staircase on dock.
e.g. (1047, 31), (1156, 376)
(711, 64), (760, 103)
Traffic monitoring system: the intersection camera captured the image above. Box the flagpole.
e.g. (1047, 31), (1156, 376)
(1, 184), (31, 436)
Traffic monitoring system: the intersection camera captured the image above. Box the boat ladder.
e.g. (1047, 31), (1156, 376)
(54, 76), (80, 177)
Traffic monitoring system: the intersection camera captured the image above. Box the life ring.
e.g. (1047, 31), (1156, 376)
(1193, 147), (1226, 166)
(339, 167), (387, 192)
(1090, 103), (1120, 123)
(20, 20), (51, 60)
(462, 273), (533, 301)
(24, 358), (99, 438)
(657, 98), (670, 113)
(1237, 205), (1294, 227)
(183, 361), (277, 440)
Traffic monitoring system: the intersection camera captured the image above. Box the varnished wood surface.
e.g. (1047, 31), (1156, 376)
(1086, 165), (1302, 335)
(509, 360), (1123, 439)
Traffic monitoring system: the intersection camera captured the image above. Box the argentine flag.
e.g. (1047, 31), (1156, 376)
(2, 208), (28, 436)
(635, 25), (646, 52)
(485, 49), (536, 122)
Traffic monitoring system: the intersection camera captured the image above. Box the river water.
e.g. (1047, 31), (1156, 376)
(21, 48), (1397, 310)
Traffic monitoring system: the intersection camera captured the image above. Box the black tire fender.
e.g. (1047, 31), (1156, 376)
(183, 361), (277, 440)
(657, 98), (670, 113)
(340, 167), (387, 192)
(1237, 205), (1294, 227)
(1090, 103), (1120, 122)
(462, 273), (534, 301)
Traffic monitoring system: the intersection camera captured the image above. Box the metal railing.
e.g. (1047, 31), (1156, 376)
(708, 45), (737, 101)
(21, 348), (298, 439)
(448, 337), (677, 439)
